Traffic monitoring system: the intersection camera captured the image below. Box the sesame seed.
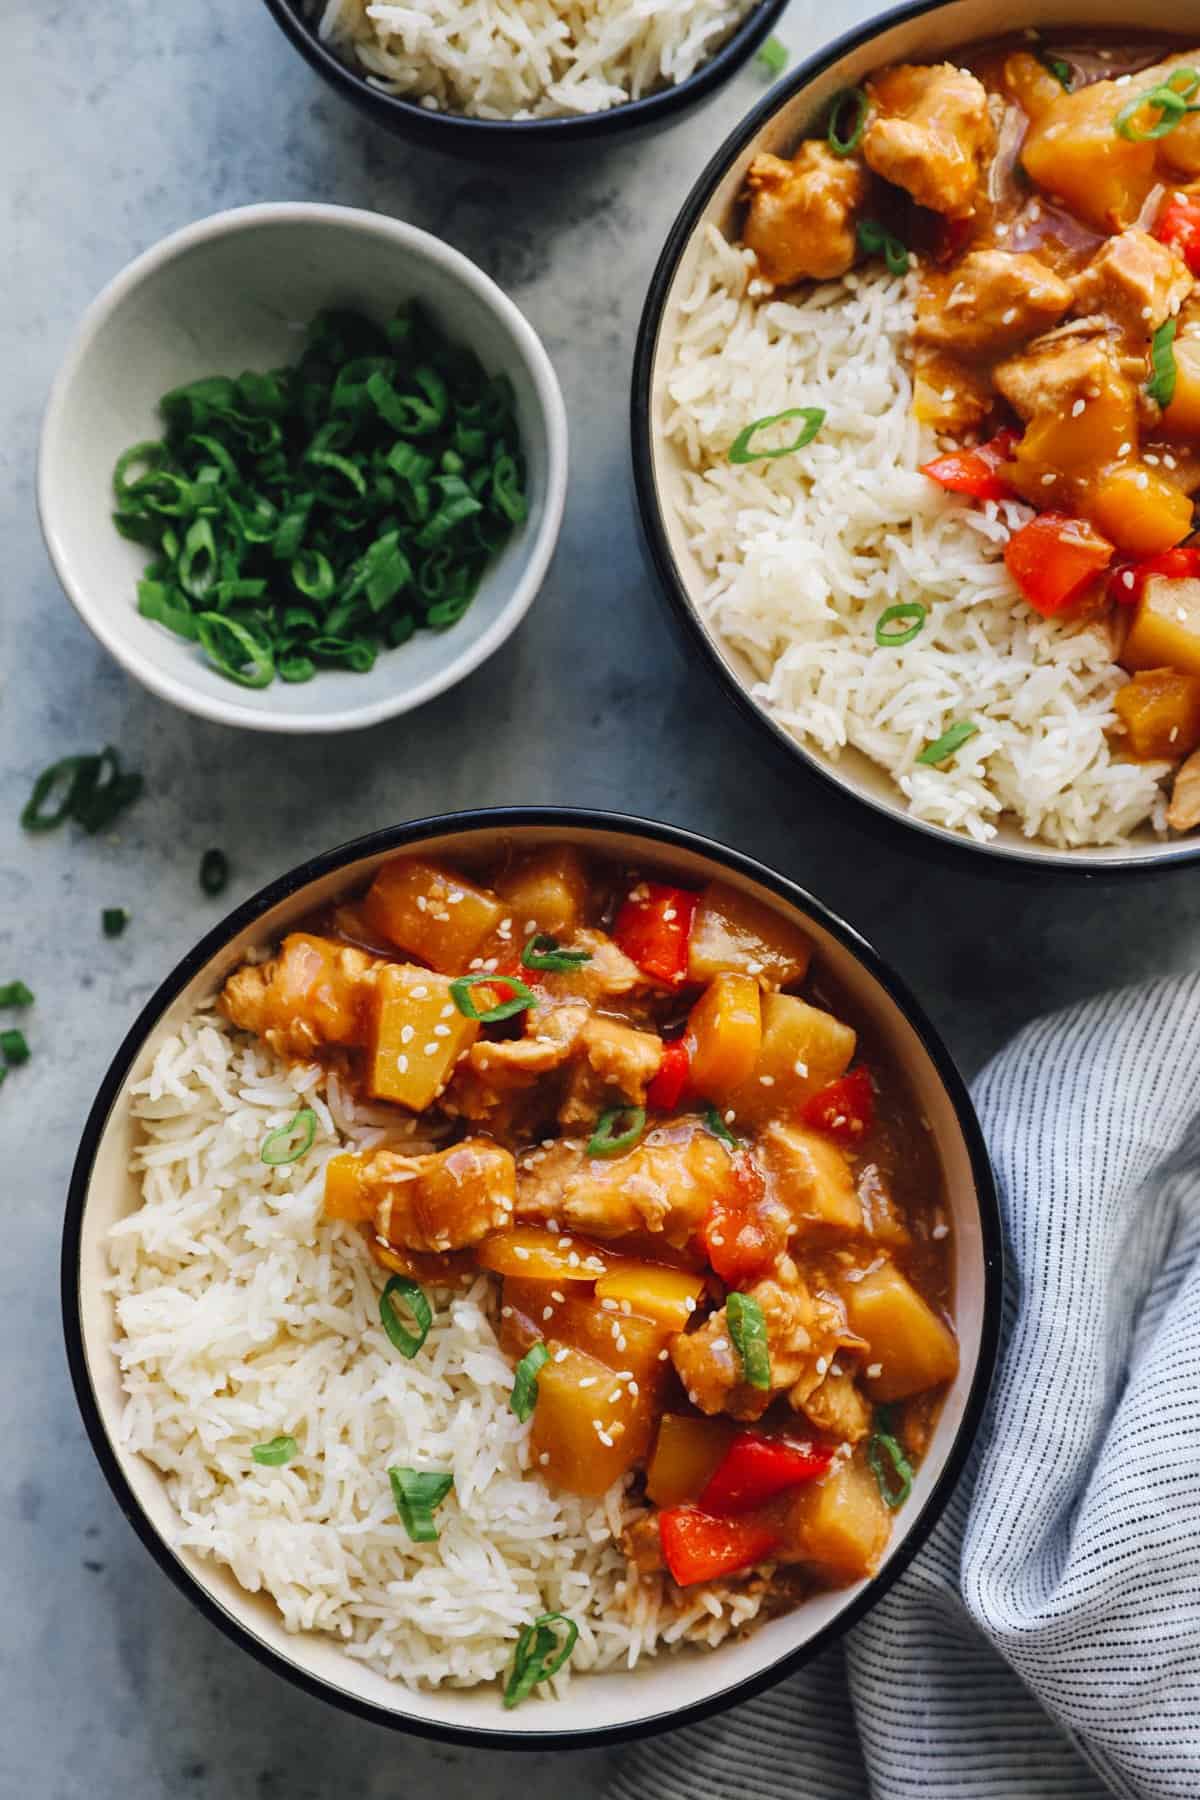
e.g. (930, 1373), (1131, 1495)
(1171, 726), (1180, 743)
(724, 1109), (736, 1124)
(410, 984), (429, 999)
(597, 1429), (614, 1447)
(1165, 454), (1178, 470)
(1142, 305), (1154, 320)
(866, 1362), (883, 1378)
(1135, 471), (1150, 490)
(400, 1024), (415, 1045)
(601, 1298), (618, 1311)
(1071, 398), (1086, 418)
(538, 1452), (550, 1466)
(844, 1268), (864, 1283)
(710, 1232), (725, 1247)
(416, 895), (427, 911)
(794, 1061), (808, 1077)
(551, 1290), (565, 1303)
(608, 1389), (622, 1404)
(423, 1041), (439, 1056)
(628, 1380), (639, 1398)
(513, 1247), (530, 1261)
(816, 1356), (828, 1376)
(759, 1074), (775, 1086)
(542, 1307), (554, 1321)
(620, 1300), (632, 1316)
(1117, 442), (1132, 458)
(616, 1333), (627, 1351)
(1121, 571), (1135, 589)
(579, 1376), (597, 1389)
(439, 1003), (454, 1018)
(554, 1347), (568, 1363)
(501, 1305), (513, 1318)
(684, 1296), (697, 1313)
(1001, 307), (1018, 325)
(662, 908), (677, 922)
(830, 1362), (842, 1377)
(1145, 453), (1161, 466)
(932, 1222), (949, 1240)
(396, 1054), (408, 1074)
(1041, 473), (1056, 486)
(658, 1349), (669, 1361)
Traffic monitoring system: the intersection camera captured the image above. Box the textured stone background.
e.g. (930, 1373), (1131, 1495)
(3, 2), (1198, 1794)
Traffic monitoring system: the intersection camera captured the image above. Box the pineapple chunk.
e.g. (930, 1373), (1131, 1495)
(1163, 328), (1200, 437)
(840, 1262), (958, 1402)
(1121, 576), (1200, 679)
(1113, 669), (1200, 760)
(492, 846), (590, 938)
(782, 1452), (891, 1580)
(715, 994), (856, 1127)
(687, 971), (762, 1098)
(759, 1122), (863, 1236)
(1021, 79), (1158, 232)
(687, 882), (812, 988)
(645, 1413), (737, 1507)
(593, 1262), (708, 1331)
(478, 1226), (612, 1282)
(323, 1152), (376, 1221)
(362, 857), (504, 971)
(530, 1343), (658, 1496)
(500, 1279), (671, 1390)
(1087, 464), (1193, 557)
(366, 963), (477, 1109)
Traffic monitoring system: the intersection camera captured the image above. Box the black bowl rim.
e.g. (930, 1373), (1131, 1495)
(260, 0), (790, 143)
(630, 0), (1200, 877)
(62, 805), (1003, 1749)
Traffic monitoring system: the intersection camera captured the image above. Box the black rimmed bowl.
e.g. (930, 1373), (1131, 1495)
(260, 0), (789, 151)
(633, 0), (1200, 873)
(64, 808), (1001, 1745)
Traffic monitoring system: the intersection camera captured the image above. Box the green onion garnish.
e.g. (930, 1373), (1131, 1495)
(729, 408), (825, 465)
(1036, 47), (1073, 89)
(102, 908), (130, 938)
(703, 1106), (738, 1150)
(388, 1466), (454, 1542)
(917, 721), (979, 766)
(252, 1435), (298, 1466)
(1, 1029), (30, 1067)
(520, 933), (592, 973)
(502, 1613), (579, 1709)
(867, 1408), (914, 1509)
(21, 748), (143, 836)
(587, 1105), (647, 1158)
(726, 1291), (771, 1391)
(510, 1342), (550, 1422)
(1114, 69), (1200, 140)
(1147, 317), (1179, 409)
(260, 1107), (317, 1165)
(199, 848), (229, 897)
(826, 85), (870, 156)
(875, 602), (926, 647)
(379, 1275), (433, 1358)
(0, 983), (33, 1008)
(756, 35), (788, 78)
(449, 972), (535, 1022)
(856, 218), (910, 276)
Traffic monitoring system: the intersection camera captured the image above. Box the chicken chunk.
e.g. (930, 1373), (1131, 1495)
(759, 1122), (862, 1238)
(916, 250), (1072, 356)
(219, 933), (375, 1058)
(530, 929), (650, 1012)
(863, 62), (993, 218)
(911, 344), (995, 433)
(743, 141), (869, 287)
(1168, 748), (1200, 831)
(855, 1163), (912, 1251)
(441, 1005), (587, 1140)
(559, 1016), (664, 1129)
(671, 1264), (817, 1421)
(992, 318), (1123, 421)
(517, 1127), (735, 1246)
(351, 1139), (517, 1254)
(1071, 230), (1192, 347)
(799, 1368), (872, 1444)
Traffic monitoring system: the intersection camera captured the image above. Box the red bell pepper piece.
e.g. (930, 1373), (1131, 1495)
(646, 1037), (692, 1110)
(698, 1431), (834, 1516)
(1110, 545), (1200, 606)
(658, 1505), (780, 1586)
(612, 883), (698, 986)
(1004, 513), (1115, 617)
(698, 1155), (785, 1286)
(1156, 195), (1200, 276)
(920, 427), (1020, 502)
(801, 1066), (875, 1143)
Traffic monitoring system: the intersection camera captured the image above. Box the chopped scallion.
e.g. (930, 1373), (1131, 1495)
(449, 972), (535, 1023)
(521, 933), (592, 973)
(917, 721), (979, 766)
(199, 848), (229, 897)
(503, 1613), (579, 1709)
(867, 1408), (914, 1509)
(0, 983), (33, 1008)
(756, 35), (788, 77)
(1, 1029), (30, 1067)
(388, 1466), (454, 1542)
(102, 908), (130, 938)
(703, 1106), (738, 1150)
(729, 407), (825, 465)
(509, 1342), (550, 1422)
(252, 1435), (298, 1467)
(875, 602), (926, 647)
(727, 1291), (771, 1390)
(1147, 317), (1179, 409)
(826, 86), (870, 156)
(260, 1107), (317, 1165)
(379, 1275), (433, 1359)
(587, 1105), (646, 1159)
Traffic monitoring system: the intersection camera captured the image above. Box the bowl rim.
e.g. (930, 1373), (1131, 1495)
(37, 201), (569, 735)
(62, 804), (1003, 1747)
(259, 0), (790, 143)
(629, 0), (1200, 875)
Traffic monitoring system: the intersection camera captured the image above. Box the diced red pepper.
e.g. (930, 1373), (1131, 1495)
(1111, 545), (1200, 606)
(1004, 513), (1115, 617)
(1155, 195), (1200, 276)
(698, 1155), (785, 1287)
(646, 1036), (692, 1110)
(698, 1431), (834, 1516)
(920, 428), (1021, 502)
(801, 1066), (875, 1143)
(658, 1505), (780, 1586)
(612, 882), (699, 986)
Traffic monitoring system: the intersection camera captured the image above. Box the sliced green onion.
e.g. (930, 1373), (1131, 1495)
(199, 848), (229, 897)
(856, 218), (910, 276)
(503, 1613), (579, 1709)
(1147, 316), (1179, 409)
(703, 1106), (738, 1150)
(1114, 72), (1199, 140)
(520, 933), (592, 973)
(1036, 47), (1073, 89)
(102, 908), (129, 938)
(388, 1466), (454, 1542)
(21, 750), (142, 836)
(727, 1291), (771, 1390)
(449, 973), (535, 1023)
(917, 721), (979, 766)
(875, 602), (926, 647)
(260, 1107), (317, 1165)
(380, 1275), (433, 1358)
(729, 408), (825, 464)
(196, 613), (274, 688)
(587, 1106), (646, 1159)
(826, 86), (870, 156)
(1, 1029), (30, 1067)
(252, 1435), (298, 1467)
(867, 1409), (913, 1509)
(0, 983), (33, 1008)
(21, 758), (93, 831)
(509, 1342), (550, 1422)
(756, 34), (788, 77)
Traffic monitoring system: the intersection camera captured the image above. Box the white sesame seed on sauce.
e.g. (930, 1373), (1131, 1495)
(400, 1024), (415, 1045)
(551, 1289), (565, 1303)
(1179, 607), (1190, 623)
(410, 984), (429, 999)
(396, 1054), (409, 1074)
(468, 958), (483, 971)
(1115, 71), (1132, 85)
(579, 1376), (598, 1389)
(1117, 442), (1132, 458)
(1145, 453), (1161, 466)
(816, 1356), (828, 1376)
(684, 1296), (697, 1313)
(1171, 725), (1181, 743)
(658, 1348), (670, 1361)
(439, 1003), (454, 1019)
(1121, 571), (1135, 590)
(542, 1307), (554, 1321)
(566, 1251), (581, 1268)
(513, 1246), (531, 1261)
(1001, 307), (1018, 325)
(423, 1041), (440, 1056)
(554, 1347), (568, 1363)
(620, 1300), (632, 1316)
(608, 1389), (623, 1404)
(1071, 398), (1086, 418)
(628, 1380), (639, 1398)
(1041, 472), (1056, 486)
(416, 895), (428, 912)
(662, 907), (677, 923)
(932, 1222), (950, 1240)
(866, 1362), (883, 1379)
(446, 889), (464, 905)
(724, 1108), (736, 1124)
(538, 1452), (550, 1466)
(434, 1024), (453, 1040)
(844, 1267), (864, 1283)
(1135, 471), (1150, 490)
(597, 1429), (614, 1448)
(794, 1061), (808, 1077)
(601, 1297), (618, 1312)
(710, 1232), (726, 1247)
(1165, 453), (1179, 470)
(616, 1333), (627, 1352)
(830, 1362), (843, 1377)
(759, 1074), (776, 1087)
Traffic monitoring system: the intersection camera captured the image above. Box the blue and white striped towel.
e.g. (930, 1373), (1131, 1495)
(609, 974), (1200, 1799)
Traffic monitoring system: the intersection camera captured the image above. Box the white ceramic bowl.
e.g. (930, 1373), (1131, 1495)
(39, 204), (568, 733)
(634, 0), (1200, 872)
(64, 809), (1001, 1745)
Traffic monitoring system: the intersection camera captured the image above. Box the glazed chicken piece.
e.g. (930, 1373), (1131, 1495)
(993, 317), (1126, 421)
(743, 140), (870, 286)
(799, 1367), (872, 1443)
(1071, 230), (1193, 347)
(347, 1139), (517, 1254)
(758, 1122), (863, 1238)
(916, 250), (1072, 356)
(911, 344), (995, 434)
(863, 62), (993, 218)
(672, 1265), (817, 1422)
(855, 1163), (912, 1252)
(516, 1128), (735, 1246)
(558, 1015), (664, 1129)
(530, 929), (651, 1012)
(219, 932), (376, 1058)
(1168, 749), (1200, 831)
(443, 1003), (588, 1138)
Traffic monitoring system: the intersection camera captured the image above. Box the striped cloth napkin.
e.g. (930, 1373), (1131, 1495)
(608, 975), (1200, 1799)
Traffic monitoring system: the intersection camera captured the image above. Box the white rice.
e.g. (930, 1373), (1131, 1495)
(311, 0), (757, 120)
(108, 1009), (765, 1693)
(663, 225), (1170, 848)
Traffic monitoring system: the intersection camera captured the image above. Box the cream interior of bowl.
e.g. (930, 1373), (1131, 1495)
(73, 823), (993, 1738)
(39, 205), (565, 732)
(646, 0), (1198, 870)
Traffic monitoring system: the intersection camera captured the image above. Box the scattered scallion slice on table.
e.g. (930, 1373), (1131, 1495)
(260, 1107), (317, 1165)
(0, 983), (33, 1008)
(867, 1408), (914, 1509)
(252, 1435), (298, 1467)
(875, 602), (926, 647)
(388, 1467), (454, 1542)
(379, 1275), (433, 1358)
(918, 721), (979, 766)
(826, 85), (870, 156)
(450, 973), (535, 1022)
(1, 1030), (30, 1067)
(503, 1613), (579, 1709)
(199, 848), (229, 897)
(729, 408), (825, 465)
(587, 1105), (646, 1158)
(21, 748), (142, 836)
(756, 35), (788, 77)
(727, 1291), (771, 1390)
(521, 933), (592, 972)
(510, 1342), (550, 1422)
(1147, 317), (1178, 409)
(102, 908), (129, 938)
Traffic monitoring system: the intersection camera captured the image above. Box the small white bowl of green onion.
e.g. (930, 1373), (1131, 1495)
(38, 203), (568, 732)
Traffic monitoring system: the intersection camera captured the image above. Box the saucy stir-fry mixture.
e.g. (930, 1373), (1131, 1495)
(219, 847), (957, 1599)
(740, 36), (1200, 829)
